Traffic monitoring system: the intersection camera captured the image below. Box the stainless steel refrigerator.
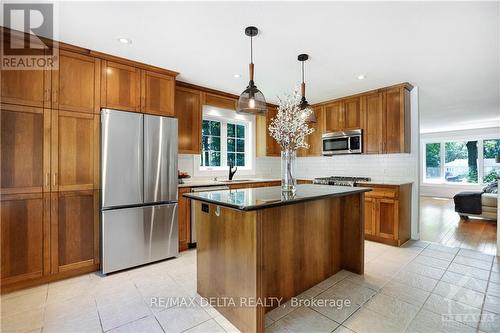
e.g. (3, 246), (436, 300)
(101, 109), (178, 274)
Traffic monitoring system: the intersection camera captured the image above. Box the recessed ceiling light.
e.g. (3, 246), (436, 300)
(118, 37), (132, 45)
(357, 74), (366, 80)
(233, 74), (241, 78)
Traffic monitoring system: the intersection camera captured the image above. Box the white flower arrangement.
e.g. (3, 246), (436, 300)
(268, 87), (314, 151)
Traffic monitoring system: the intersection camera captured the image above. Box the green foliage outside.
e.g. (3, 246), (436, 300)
(426, 143), (440, 167)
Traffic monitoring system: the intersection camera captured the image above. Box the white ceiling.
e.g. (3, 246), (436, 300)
(40, 2), (500, 132)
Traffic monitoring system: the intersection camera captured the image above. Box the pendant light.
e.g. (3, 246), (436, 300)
(298, 53), (317, 123)
(237, 26), (267, 115)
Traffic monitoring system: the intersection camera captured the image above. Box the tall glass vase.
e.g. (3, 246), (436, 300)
(281, 149), (297, 193)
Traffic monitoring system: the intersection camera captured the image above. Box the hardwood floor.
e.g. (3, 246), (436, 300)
(420, 196), (497, 255)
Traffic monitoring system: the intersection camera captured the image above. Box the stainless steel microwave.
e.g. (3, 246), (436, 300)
(322, 129), (362, 155)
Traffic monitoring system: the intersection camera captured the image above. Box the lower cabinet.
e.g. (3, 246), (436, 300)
(361, 183), (411, 246)
(1, 193), (50, 285)
(0, 190), (99, 292)
(51, 190), (99, 273)
(178, 187), (191, 251)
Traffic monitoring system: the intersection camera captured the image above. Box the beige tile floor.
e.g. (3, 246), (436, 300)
(2, 240), (500, 333)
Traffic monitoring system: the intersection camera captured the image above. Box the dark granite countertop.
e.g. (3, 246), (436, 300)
(183, 184), (371, 211)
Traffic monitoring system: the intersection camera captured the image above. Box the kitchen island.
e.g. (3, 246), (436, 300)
(184, 184), (370, 333)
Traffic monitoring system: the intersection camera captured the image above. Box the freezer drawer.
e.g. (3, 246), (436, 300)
(144, 115), (178, 203)
(101, 109), (143, 208)
(101, 203), (178, 274)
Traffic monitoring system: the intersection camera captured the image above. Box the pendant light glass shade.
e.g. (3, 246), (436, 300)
(237, 26), (267, 115)
(237, 82), (267, 115)
(298, 54), (316, 123)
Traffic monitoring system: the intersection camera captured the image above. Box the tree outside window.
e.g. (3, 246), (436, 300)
(444, 141), (478, 183)
(483, 139), (500, 183)
(425, 143), (441, 180)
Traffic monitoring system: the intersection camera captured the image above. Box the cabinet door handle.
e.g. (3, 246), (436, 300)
(53, 173), (57, 187)
(46, 173), (50, 187)
(52, 89), (58, 104)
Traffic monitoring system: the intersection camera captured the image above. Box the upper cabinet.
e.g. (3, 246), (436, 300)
(383, 86), (411, 154)
(176, 86), (202, 154)
(101, 61), (141, 112)
(256, 106), (280, 157)
(362, 92), (384, 154)
(321, 83), (412, 155)
(361, 84), (411, 154)
(324, 101), (343, 132)
(101, 61), (176, 116)
(141, 70), (175, 116)
(202, 93), (237, 110)
(52, 51), (101, 114)
(298, 106), (324, 157)
(343, 97), (361, 130)
(324, 97), (361, 132)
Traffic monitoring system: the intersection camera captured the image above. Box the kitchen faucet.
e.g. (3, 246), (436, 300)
(228, 161), (237, 180)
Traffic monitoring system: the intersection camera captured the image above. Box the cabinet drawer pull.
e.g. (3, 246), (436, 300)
(53, 173), (57, 186)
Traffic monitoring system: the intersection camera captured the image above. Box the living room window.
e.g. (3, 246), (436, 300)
(483, 139), (500, 183)
(422, 137), (500, 186)
(444, 141), (478, 184)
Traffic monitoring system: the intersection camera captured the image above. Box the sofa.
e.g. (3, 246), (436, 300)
(459, 193), (497, 220)
(454, 181), (498, 221)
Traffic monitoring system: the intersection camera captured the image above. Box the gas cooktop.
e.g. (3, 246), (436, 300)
(313, 176), (372, 187)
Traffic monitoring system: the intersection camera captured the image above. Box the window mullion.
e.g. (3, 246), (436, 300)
(478, 140), (484, 185)
(221, 121), (227, 168)
(440, 141), (445, 183)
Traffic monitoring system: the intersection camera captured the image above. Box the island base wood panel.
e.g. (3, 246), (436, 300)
(195, 193), (364, 333)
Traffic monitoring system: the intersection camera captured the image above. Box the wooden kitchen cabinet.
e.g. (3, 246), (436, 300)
(298, 106), (324, 157)
(202, 92), (237, 110)
(176, 86), (202, 154)
(384, 86), (411, 153)
(324, 101), (343, 132)
(178, 187), (191, 251)
(256, 106), (280, 157)
(1, 38), (50, 108)
(52, 50), (101, 114)
(1, 193), (51, 285)
(51, 110), (99, 192)
(342, 97), (361, 130)
(141, 70), (175, 116)
(360, 183), (411, 246)
(324, 98), (360, 132)
(362, 92), (384, 154)
(1, 104), (51, 194)
(50, 190), (99, 273)
(1, 68), (50, 108)
(102, 60), (177, 116)
(364, 197), (375, 235)
(101, 61), (142, 112)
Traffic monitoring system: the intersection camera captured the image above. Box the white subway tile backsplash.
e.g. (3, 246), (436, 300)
(178, 153), (417, 183)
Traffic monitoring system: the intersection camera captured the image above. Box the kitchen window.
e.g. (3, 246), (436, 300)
(199, 106), (254, 171)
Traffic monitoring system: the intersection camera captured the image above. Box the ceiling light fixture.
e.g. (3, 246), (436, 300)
(298, 53), (316, 123)
(236, 26), (267, 115)
(233, 74), (241, 78)
(118, 37), (132, 44)
(357, 74), (366, 80)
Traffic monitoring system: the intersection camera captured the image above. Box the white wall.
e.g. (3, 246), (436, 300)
(420, 126), (500, 198)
